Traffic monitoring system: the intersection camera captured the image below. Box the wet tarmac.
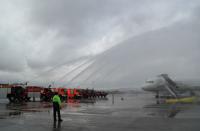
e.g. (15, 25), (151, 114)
(0, 92), (200, 131)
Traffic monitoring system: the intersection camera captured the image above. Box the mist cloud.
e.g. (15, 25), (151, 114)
(0, 0), (199, 88)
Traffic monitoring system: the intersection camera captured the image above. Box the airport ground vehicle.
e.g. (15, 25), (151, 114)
(6, 84), (108, 102)
(7, 85), (31, 102)
(77, 89), (108, 99)
(40, 88), (108, 102)
(40, 88), (54, 102)
(52, 88), (68, 101)
(40, 88), (79, 101)
(40, 88), (68, 102)
(67, 88), (80, 99)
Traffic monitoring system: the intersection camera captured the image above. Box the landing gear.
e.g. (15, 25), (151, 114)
(155, 91), (159, 98)
(155, 91), (161, 104)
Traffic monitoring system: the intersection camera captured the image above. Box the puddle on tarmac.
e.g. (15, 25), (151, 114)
(0, 97), (108, 119)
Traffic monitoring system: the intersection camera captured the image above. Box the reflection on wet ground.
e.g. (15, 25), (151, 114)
(144, 103), (185, 118)
(0, 93), (200, 131)
(53, 121), (61, 131)
(0, 102), (50, 119)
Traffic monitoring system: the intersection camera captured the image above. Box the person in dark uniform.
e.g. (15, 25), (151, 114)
(53, 92), (63, 121)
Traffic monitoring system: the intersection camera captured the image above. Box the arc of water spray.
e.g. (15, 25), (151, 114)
(64, 60), (96, 87)
(56, 59), (93, 82)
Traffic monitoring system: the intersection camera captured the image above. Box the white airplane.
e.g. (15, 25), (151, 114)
(142, 74), (200, 98)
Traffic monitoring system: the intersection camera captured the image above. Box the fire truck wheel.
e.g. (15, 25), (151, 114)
(40, 95), (45, 101)
(9, 96), (16, 102)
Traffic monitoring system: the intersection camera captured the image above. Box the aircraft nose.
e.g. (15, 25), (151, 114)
(142, 84), (156, 91)
(141, 85), (150, 91)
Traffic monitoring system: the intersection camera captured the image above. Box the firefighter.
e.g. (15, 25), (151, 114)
(53, 92), (63, 121)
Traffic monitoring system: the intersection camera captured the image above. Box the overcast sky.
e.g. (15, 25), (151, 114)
(0, 0), (199, 89)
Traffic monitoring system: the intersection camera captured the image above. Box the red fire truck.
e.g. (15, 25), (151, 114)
(7, 85), (30, 102)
